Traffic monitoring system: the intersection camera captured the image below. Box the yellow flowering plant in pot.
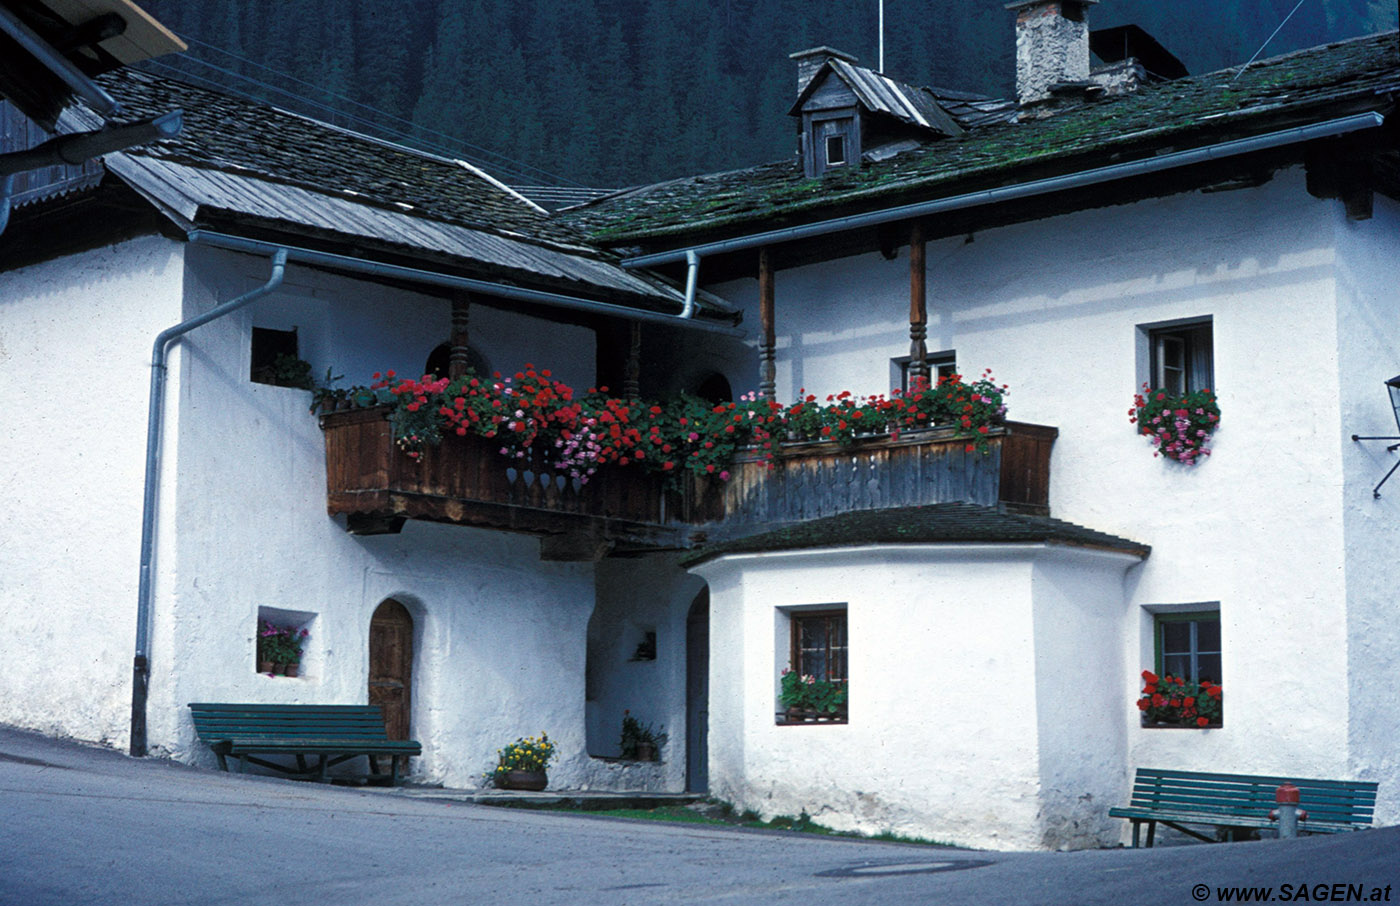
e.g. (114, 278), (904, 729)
(490, 733), (556, 790)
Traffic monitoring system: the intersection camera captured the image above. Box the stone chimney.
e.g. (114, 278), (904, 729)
(1006, 0), (1098, 107)
(789, 46), (859, 96)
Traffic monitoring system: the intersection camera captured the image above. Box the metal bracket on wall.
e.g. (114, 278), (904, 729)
(1351, 435), (1400, 498)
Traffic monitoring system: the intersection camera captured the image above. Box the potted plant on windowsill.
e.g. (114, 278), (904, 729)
(619, 711), (668, 762)
(778, 669), (848, 724)
(490, 733), (556, 790)
(1136, 670), (1223, 728)
(257, 621), (308, 677)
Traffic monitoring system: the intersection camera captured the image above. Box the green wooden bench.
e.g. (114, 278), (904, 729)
(1110, 767), (1378, 847)
(189, 703), (421, 786)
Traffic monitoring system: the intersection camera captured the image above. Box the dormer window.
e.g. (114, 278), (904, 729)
(810, 115), (856, 176)
(788, 47), (961, 179)
(825, 133), (847, 167)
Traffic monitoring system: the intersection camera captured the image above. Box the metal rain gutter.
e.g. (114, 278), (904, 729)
(0, 3), (120, 117)
(186, 231), (745, 337)
(130, 248), (288, 757)
(0, 111), (182, 238)
(0, 175), (13, 236)
(621, 112), (1387, 268)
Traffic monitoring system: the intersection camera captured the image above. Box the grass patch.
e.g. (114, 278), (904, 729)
(577, 806), (729, 826)
(573, 800), (956, 847)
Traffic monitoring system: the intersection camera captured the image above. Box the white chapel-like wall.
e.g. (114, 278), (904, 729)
(1335, 192), (1400, 826)
(706, 169), (1362, 814)
(0, 235), (186, 747)
(151, 245), (602, 788)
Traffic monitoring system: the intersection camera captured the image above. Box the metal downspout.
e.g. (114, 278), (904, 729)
(130, 248), (288, 757)
(681, 250), (700, 318)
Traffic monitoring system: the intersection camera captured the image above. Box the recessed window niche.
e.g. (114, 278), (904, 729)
(255, 606), (317, 678)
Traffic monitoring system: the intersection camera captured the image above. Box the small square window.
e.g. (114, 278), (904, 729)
(893, 351), (956, 393)
(250, 327), (310, 388)
(780, 608), (848, 725)
(1147, 320), (1213, 395)
(1156, 611), (1221, 685)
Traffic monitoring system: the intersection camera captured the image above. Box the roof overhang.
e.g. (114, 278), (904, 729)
(621, 111), (1386, 269)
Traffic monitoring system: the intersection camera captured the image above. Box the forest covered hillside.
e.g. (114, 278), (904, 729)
(132, 0), (1397, 189)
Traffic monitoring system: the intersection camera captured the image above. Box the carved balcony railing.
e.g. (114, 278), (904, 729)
(320, 407), (1056, 556)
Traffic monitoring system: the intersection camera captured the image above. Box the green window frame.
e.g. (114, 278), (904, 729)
(1154, 610), (1221, 685)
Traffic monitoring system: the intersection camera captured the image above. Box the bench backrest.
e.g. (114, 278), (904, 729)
(1129, 768), (1377, 827)
(189, 703), (392, 743)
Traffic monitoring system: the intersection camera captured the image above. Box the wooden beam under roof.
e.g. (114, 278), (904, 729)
(37, 0), (185, 64)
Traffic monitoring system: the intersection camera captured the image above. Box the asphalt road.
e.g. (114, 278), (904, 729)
(1, 726), (1396, 905)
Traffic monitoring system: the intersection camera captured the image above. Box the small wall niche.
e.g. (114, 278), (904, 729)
(629, 629), (657, 662)
(255, 606), (318, 678)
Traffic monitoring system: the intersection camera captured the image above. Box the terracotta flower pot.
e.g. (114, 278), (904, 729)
(283, 663), (299, 678)
(495, 769), (547, 791)
(258, 660), (274, 674)
(635, 741), (656, 762)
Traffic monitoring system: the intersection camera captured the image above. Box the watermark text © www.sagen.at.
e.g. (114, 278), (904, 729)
(1194, 883), (1394, 902)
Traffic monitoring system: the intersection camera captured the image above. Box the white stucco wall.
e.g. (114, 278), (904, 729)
(585, 555), (705, 790)
(1335, 193), (1400, 826)
(692, 543), (1140, 851)
(141, 245), (628, 788)
(703, 171), (1382, 837)
(0, 235), (186, 748)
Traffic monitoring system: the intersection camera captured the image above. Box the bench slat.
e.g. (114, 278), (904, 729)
(189, 703), (419, 786)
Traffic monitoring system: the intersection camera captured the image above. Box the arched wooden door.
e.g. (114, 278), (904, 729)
(369, 599), (413, 741)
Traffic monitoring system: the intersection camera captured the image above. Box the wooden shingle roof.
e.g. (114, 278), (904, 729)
(565, 32), (1400, 247)
(77, 68), (726, 316)
(681, 502), (1151, 567)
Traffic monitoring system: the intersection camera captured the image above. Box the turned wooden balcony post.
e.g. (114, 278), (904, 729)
(449, 292), (472, 379)
(624, 321), (642, 399)
(759, 247), (776, 400)
(908, 222), (929, 386)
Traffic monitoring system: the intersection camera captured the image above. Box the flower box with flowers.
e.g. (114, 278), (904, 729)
(317, 365), (1050, 531)
(1130, 385), (1220, 465)
(1136, 670), (1223, 728)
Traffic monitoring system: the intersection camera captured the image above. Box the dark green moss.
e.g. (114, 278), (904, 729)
(564, 33), (1398, 244)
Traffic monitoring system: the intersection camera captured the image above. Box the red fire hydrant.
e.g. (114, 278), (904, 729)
(1273, 783), (1302, 838)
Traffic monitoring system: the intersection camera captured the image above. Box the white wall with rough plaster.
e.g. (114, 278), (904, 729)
(585, 554), (705, 790)
(1335, 193), (1400, 827)
(0, 236), (186, 749)
(138, 244), (610, 788)
(702, 170), (1392, 839)
(692, 543), (1141, 851)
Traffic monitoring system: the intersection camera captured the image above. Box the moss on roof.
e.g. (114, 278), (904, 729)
(680, 502), (1150, 568)
(565, 32), (1399, 245)
(99, 68), (594, 252)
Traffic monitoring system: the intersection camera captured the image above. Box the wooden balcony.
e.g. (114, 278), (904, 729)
(320, 408), (1056, 558)
(319, 407), (688, 557)
(704, 421), (1057, 535)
